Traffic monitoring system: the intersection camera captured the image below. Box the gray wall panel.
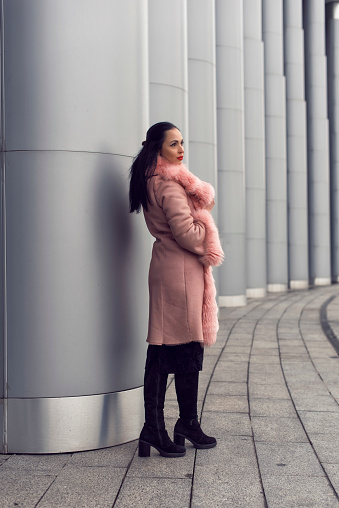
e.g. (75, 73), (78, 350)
(304, 0), (331, 284)
(148, 0), (188, 146)
(326, 10), (339, 281)
(6, 151), (150, 398)
(284, 0), (309, 286)
(4, 0), (148, 154)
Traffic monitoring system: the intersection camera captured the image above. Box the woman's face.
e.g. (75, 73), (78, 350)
(159, 128), (184, 165)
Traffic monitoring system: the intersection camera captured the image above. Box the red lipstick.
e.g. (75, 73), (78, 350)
(177, 156), (183, 161)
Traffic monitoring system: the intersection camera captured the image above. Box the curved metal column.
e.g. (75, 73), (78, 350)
(262, 0), (288, 292)
(216, 0), (246, 307)
(243, 0), (267, 298)
(187, 0), (219, 291)
(1, 0), (150, 453)
(148, 0), (189, 153)
(284, 0), (309, 289)
(326, 1), (339, 282)
(187, 0), (217, 186)
(303, 0), (331, 286)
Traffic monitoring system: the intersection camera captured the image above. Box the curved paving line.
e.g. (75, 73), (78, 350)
(276, 288), (339, 501)
(191, 292), (299, 508)
(189, 297), (270, 508)
(320, 293), (339, 356)
(247, 290), (310, 507)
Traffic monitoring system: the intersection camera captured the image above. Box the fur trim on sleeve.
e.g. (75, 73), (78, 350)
(193, 209), (224, 267)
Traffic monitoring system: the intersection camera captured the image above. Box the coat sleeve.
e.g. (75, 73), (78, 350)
(154, 178), (206, 256)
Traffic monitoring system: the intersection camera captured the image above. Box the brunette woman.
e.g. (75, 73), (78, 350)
(129, 122), (224, 458)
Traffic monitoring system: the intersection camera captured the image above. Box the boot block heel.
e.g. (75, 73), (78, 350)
(138, 440), (151, 457)
(174, 433), (185, 446)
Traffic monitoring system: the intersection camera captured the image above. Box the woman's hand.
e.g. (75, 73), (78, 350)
(206, 199), (215, 212)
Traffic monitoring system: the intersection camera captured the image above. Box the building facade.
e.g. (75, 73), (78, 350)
(1, 0), (339, 453)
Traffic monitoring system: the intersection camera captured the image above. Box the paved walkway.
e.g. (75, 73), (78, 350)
(1, 285), (339, 507)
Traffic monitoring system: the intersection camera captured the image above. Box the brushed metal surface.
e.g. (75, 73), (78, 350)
(4, 0), (148, 153)
(6, 387), (144, 454)
(5, 151), (150, 398)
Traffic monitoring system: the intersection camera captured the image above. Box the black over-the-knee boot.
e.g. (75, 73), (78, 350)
(139, 361), (186, 458)
(173, 371), (217, 449)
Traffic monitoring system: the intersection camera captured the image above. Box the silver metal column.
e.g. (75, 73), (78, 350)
(243, 0), (267, 298)
(1, 0), (150, 453)
(148, 0), (189, 152)
(262, 0), (288, 292)
(284, 0), (309, 289)
(303, 0), (331, 286)
(187, 0), (217, 187)
(326, 1), (339, 282)
(216, 0), (247, 307)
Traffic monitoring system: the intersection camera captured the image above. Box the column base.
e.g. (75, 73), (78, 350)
(267, 284), (288, 293)
(246, 288), (267, 298)
(313, 277), (332, 286)
(219, 295), (247, 307)
(3, 387), (144, 454)
(289, 280), (309, 289)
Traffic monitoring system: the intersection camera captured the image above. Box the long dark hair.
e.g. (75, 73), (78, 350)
(129, 121), (178, 213)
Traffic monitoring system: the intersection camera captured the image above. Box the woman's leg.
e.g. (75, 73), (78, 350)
(139, 348), (186, 458)
(174, 371), (217, 449)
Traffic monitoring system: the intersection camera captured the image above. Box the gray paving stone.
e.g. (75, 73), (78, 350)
(203, 394), (249, 413)
(0, 469), (56, 508)
(262, 475), (339, 507)
(212, 366), (248, 383)
(195, 436), (258, 474)
(250, 398), (296, 417)
(115, 477), (191, 508)
(280, 355), (311, 362)
(200, 410), (252, 437)
(323, 464), (339, 494)
(256, 442), (325, 477)
(192, 469), (265, 508)
(1, 453), (71, 474)
(299, 411), (339, 435)
(249, 371), (286, 386)
(250, 355), (281, 364)
(310, 436), (339, 465)
(285, 381), (330, 396)
(249, 383), (290, 400)
(70, 441), (137, 467)
(251, 416), (308, 443)
(219, 352), (250, 362)
(207, 381), (247, 396)
(37, 465), (125, 507)
(291, 393), (339, 412)
(222, 345), (252, 354)
(128, 445), (195, 478)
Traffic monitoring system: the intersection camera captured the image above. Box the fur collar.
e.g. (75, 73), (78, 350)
(156, 156), (215, 210)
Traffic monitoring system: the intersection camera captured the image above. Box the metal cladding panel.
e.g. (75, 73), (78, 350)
(148, 0), (187, 90)
(7, 388), (144, 453)
(0, 160), (3, 399)
(5, 151), (151, 398)
(4, 0), (148, 153)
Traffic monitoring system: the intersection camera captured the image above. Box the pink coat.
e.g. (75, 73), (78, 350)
(143, 157), (224, 347)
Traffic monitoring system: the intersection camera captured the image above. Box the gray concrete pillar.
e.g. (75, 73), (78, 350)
(262, 0), (288, 292)
(148, 0), (189, 153)
(303, 0), (331, 285)
(284, 0), (309, 289)
(1, 0), (150, 453)
(243, 0), (267, 298)
(187, 0), (217, 188)
(326, 1), (339, 282)
(216, 0), (247, 307)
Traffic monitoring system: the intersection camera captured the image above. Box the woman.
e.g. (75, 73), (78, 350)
(129, 122), (224, 458)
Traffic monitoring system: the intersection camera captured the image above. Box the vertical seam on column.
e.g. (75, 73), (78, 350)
(0, 0), (8, 454)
